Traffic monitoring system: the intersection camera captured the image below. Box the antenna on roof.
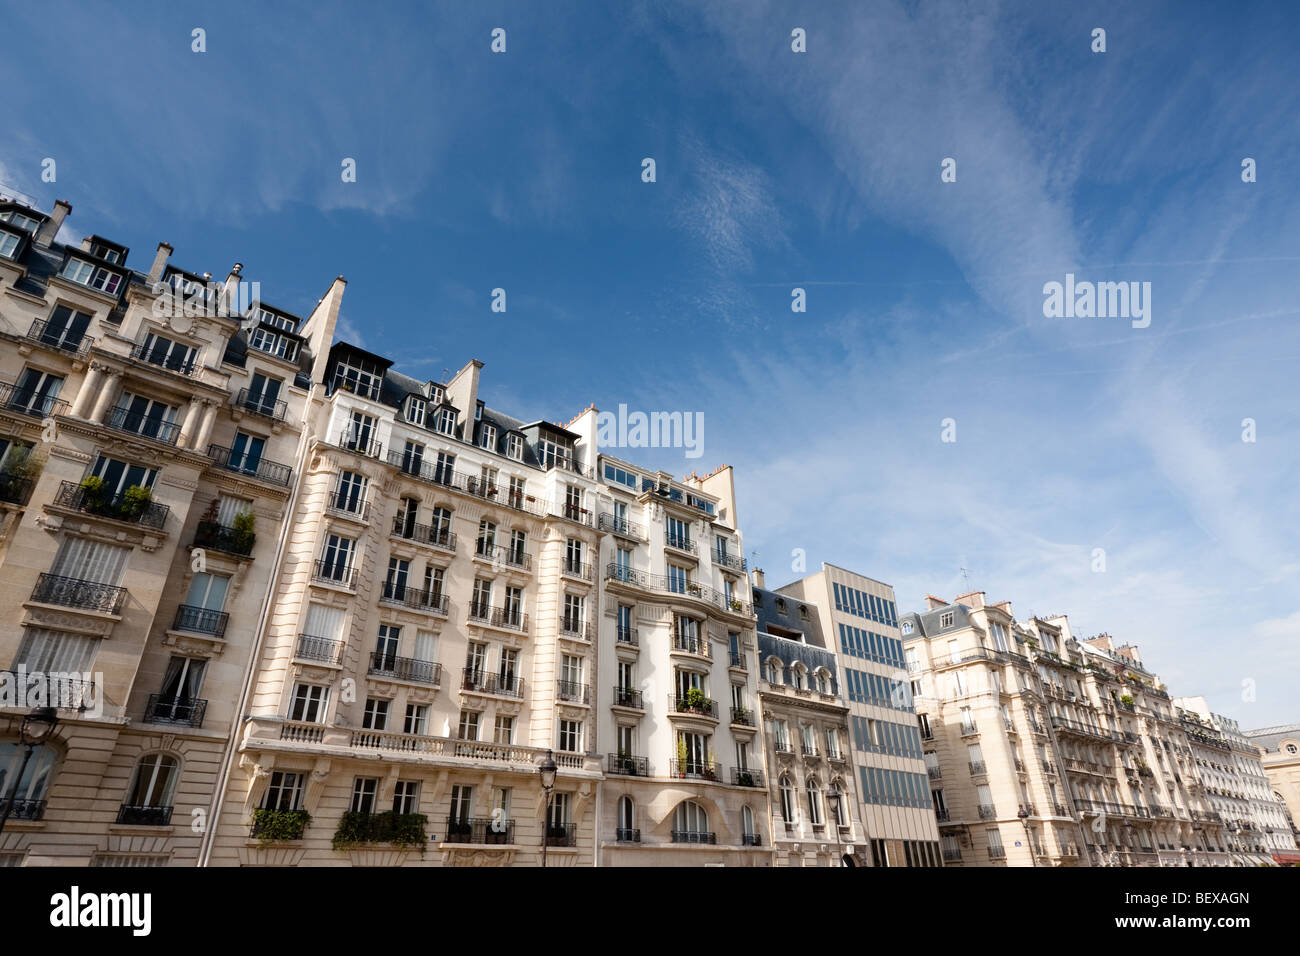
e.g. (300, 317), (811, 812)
(960, 567), (971, 586)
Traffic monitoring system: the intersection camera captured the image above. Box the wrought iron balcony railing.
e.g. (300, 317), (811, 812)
(369, 652), (441, 685)
(107, 405), (181, 445)
(390, 515), (456, 551)
(380, 582), (448, 615)
(607, 753), (649, 776)
(234, 387), (287, 422)
(665, 533), (696, 554)
(0, 380), (71, 418)
(544, 822), (578, 847)
(172, 604), (228, 637)
(208, 444), (293, 486)
(143, 694), (207, 727)
(670, 694), (716, 718)
(460, 668), (524, 698)
(669, 760), (719, 781)
(556, 679), (590, 704)
(296, 633), (343, 664)
(192, 520), (255, 556)
(466, 602), (528, 633)
(559, 616), (594, 641)
(129, 340), (198, 376)
(616, 626), (639, 645)
(672, 634), (712, 658)
(444, 816), (514, 845)
(671, 829), (716, 844)
(335, 430), (384, 459)
(604, 563), (752, 616)
(561, 558), (594, 581)
(611, 686), (643, 709)
(713, 550), (747, 573)
(115, 804), (174, 826)
(616, 828), (641, 843)
(27, 318), (89, 356)
(312, 559), (355, 589)
(0, 472), (33, 506)
(53, 479), (169, 528)
(731, 767), (764, 788)
(598, 512), (641, 538)
(730, 707), (754, 726)
(31, 572), (126, 614)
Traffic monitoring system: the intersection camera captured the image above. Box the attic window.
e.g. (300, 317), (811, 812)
(0, 210), (39, 231)
(901, 621), (914, 635)
(939, 612), (954, 628)
(775, 598), (786, 614)
(428, 385), (444, 405)
(799, 605), (809, 620)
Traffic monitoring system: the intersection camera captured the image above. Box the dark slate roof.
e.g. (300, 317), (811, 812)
(752, 585), (825, 648)
(756, 633), (840, 696)
(899, 602), (975, 640)
(1243, 723), (1300, 752)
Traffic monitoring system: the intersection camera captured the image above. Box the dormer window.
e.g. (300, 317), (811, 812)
(538, 438), (574, 472)
(0, 210), (39, 232)
(436, 407), (457, 436)
(90, 242), (121, 264)
(61, 257), (122, 295)
(475, 402), (483, 421)
(428, 384), (444, 405)
(506, 434), (524, 461)
(939, 612), (954, 628)
(799, 605), (809, 620)
(0, 232), (18, 259)
(405, 396), (426, 426)
(901, 621), (914, 635)
(256, 308), (297, 332)
(250, 326), (299, 362)
(479, 424), (497, 450)
(775, 598), (786, 614)
(331, 357), (382, 399)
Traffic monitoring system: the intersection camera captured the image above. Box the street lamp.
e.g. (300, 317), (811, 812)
(538, 749), (557, 868)
(1018, 807), (1036, 868)
(0, 707), (59, 836)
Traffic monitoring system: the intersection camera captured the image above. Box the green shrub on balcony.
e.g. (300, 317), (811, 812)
(682, 687), (708, 712)
(79, 474), (106, 508)
(251, 807), (310, 843)
(122, 484), (153, 518)
(232, 510), (257, 553)
(331, 810), (428, 851)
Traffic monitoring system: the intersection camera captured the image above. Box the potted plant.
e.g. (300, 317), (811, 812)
(251, 807), (311, 844)
(232, 510), (257, 553)
(1120, 694), (1135, 707)
(683, 687), (708, 714)
(736, 769), (755, 788)
(676, 737), (689, 776)
(687, 583), (701, 596)
(729, 599), (743, 611)
(122, 484), (153, 519)
(78, 474), (107, 513)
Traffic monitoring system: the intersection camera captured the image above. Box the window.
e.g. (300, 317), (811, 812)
(0, 210), (39, 231)
(618, 796), (635, 839)
(434, 452), (455, 485)
(779, 776), (796, 823)
(124, 754), (179, 810)
(112, 392), (179, 442)
(13, 627), (100, 677)
(255, 308), (297, 332)
(50, 536), (130, 587)
(506, 434), (524, 461)
(773, 719), (791, 752)
(673, 801), (710, 840)
(229, 431), (266, 475)
(826, 728), (841, 759)
(320, 534), (355, 580)
(537, 438), (572, 471)
(405, 396), (426, 426)
(344, 412), (377, 453)
(392, 781), (420, 815)
(918, 713), (933, 740)
(262, 771), (303, 810)
(436, 408), (456, 436)
(404, 703), (429, 736)
(666, 516), (691, 550)
(154, 657), (206, 721)
(449, 785), (472, 825)
(184, 570), (230, 615)
(558, 719), (583, 753)
(139, 332), (198, 374)
(1, 740), (57, 810)
(667, 564), (689, 595)
(479, 424), (497, 450)
(350, 778), (378, 814)
(494, 715), (514, 745)
(248, 326), (298, 362)
(457, 710), (480, 741)
(807, 778), (824, 827)
(939, 611), (954, 628)
(384, 558), (409, 602)
(61, 257), (122, 295)
(362, 698), (389, 730)
(830, 782), (849, 827)
(604, 463), (637, 488)
(11, 367), (64, 416)
(289, 684), (329, 722)
(334, 470), (368, 514)
(39, 305), (91, 351)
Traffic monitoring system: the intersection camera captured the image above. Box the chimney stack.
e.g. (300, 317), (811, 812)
(751, 568), (765, 589)
(147, 242), (173, 282)
(34, 199), (71, 246)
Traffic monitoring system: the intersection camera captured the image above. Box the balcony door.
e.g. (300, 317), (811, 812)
(375, 624), (400, 670)
(230, 431), (265, 474)
(117, 392), (177, 441)
(50, 537), (129, 587)
(247, 372), (281, 414)
(42, 305), (90, 349)
(91, 456), (157, 495)
(401, 440), (424, 476)
(11, 368), (63, 416)
(157, 656), (207, 721)
(320, 534), (354, 579)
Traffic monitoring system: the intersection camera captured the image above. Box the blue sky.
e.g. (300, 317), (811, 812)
(3, 1), (1298, 726)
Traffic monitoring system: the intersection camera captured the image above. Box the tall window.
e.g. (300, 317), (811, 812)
(558, 719), (583, 752)
(261, 771), (304, 810)
(125, 754), (179, 809)
(673, 801), (709, 840)
(320, 534), (354, 580)
(392, 781), (420, 815)
(1, 741), (57, 811)
(807, 778), (824, 826)
(155, 656), (206, 721)
(334, 471), (367, 513)
(11, 367), (64, 416)
(436, 408), (456, 435)
(351, 778), (378, 814)
(479, 423), (497, 450)
(618, 796), (635, 839)
(289, 684), (329, 722)
(40, 305), (91, 350)
(449, 784), (472, 825)
(779, 776), (796, 823)
(506, 434), (523, 461)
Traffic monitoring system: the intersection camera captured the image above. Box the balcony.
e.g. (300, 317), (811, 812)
(326, 494), (371, 522)
(30, 572), (126, 614)
(616, 828), (642, 843)
(607, 753), (649, 777)
(561, 558), (594, 582)
(742, 832), (763, 846)
(208, 444), (293, 487)
(461, 668), (524, 699)
(0, 472), (33, 506)
(553, 502), (594, 527)
(544, 822), (579, 847)
(296, 633), (343, 664)
(312, 559), (355, 589)
(604, 563), (752, 616)
(379, 582), (448, 616)
(616, 626), (639, 646)
(665, 533), (697, 555)
(250, 808), (310, 841)
(474, 542), (532, 571)
(115, 805), (174, 826)
(327, 373), (381, 400)
(556, 679), (590, 704)
(27, 318), (89, 357)
(669, 760), (720, 782)
(672, 634), (712, 659)
(172, 604), (228, 638)
(598, 512), (641, 539)
(444, 817), (514, 845)
(713, 550), (747, 573)
(466, 602), (528, 633)
(234, 387), (287, 422)
(671, 830), (717, 844)
(730, 707), (754, 727)
(333, 810), (427, 848)
(960, 722), (979, 737)
(928, 766), (943, 780)
(143, 694), (207, 726)
(731, 767), (765, 788)
(1, 798), (45, 821)
(968, 761), (987, 776)
(193, 520), (255, 557)
(728, 651), (746, 670)
(390, 516), (456, 552)
(1041, 760), (1057, 775)
(611, 686), (643, 709)
(53, 479), (169, 529)
(977, 804), (997, 820)
(129, 340), (198, 376)
(335, 430), (383, 460)
(559, 616), (594, 642)
(987, 845), (1007, 860)
(0, 380), (71, 419)
(1019, 803), (1037, 817)
(670, 693), (716, 719)
(107, 405), (181, 446)
(368, 652), (441, 686)
(942, 846), (962, 862)
(935, 809), (951, 823)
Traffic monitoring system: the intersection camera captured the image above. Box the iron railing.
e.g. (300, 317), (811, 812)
(234, 387), (287, 422)
(616, 626), (639, 645)
(379, 582), (449, 615)
(544, 822), (578, 847)
(466, 602), (528, 633)
(208, 444), (293, 486)
(611, 686), (643, 709)
(561, 558), (594, 581)
(713, 550), (747, 572)
(0, 472), (33, 505)
(115, 804), (174, 826)
(671, 830), (716, 844)
(731, 767), (765, 788)
(460, 668), (524, 698)
(172, 604), (228, 637)
(143, 694), (207, 727)
(369, 652), (441, 685)
(312, 559), (355, 588)
(559, 616), (594, 641)
(0, 669), (94, 710)
(296, 633), (343, 664)
(556, 679), (590, 704)
(0, 380), (70, 418)
(53, 479), (169, 528)
(444, 816), (514, 845)
(27, 318), (89, 356)
(616, 828), (641, 843)
(31, 572), (126, 614)
(604, 563), (752, 616)
(670, 694), (716, 718)
(669, 760), (719, 781)
(129, 340), (197, 376)
(335, 431), (383, 459)
(192, 520), (255, 556)
(672, 634), (712, 658)
(598, 512), (641, 538)
(607, 754), (649, 776)
(107, 406), (181, 445)
(390, 516), (456, 551)
(730, 707), (754, 726)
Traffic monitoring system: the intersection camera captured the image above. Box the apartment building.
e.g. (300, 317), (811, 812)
(1176, 699), (1299, 865)
(575, 449), (769, 865)
(749, 582), (864, 866)
(777, 564), (941, 866)
(0, 196), (316, 865)
(1243, 722), (1300, 864)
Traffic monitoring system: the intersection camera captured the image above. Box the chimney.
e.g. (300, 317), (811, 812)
(925, 594), (949, 610)
(954, 590), (985, 609)
(34, 199), (71, 246)
(148, 242), (173, 282)
(751, 568), (765, 589)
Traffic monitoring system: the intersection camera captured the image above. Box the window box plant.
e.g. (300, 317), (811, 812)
(251, 807), (310, 843)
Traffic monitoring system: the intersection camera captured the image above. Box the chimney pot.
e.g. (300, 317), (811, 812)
(147, 242), (173, 282)
(34, 199), (71, 246)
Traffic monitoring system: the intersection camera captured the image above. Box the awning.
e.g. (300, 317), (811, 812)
(1271, 852), (1300, 865)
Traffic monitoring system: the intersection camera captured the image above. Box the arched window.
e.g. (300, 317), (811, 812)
(791, 666), (805, 691)
(742, 805), (755, 840)
(830, 780), (849, 827)
(764, 657), (783, 685)
(617, 795), (636, 842)
(0, 741), (57, 819)
(807, 777), (824, 827)
(814, 669), (829, 694)
(672, 801), (711, 843)
(125, 753), (179, 810)
(779, 775), (796, 823)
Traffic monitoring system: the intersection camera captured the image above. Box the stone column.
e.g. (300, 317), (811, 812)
(179, 396), (205, 449)
(88, 370), (119, 424)
(68, 363), (102, 417)
(195, 400), (219, 451)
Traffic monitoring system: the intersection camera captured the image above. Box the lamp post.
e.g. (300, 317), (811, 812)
(538, 749), (557, 868)
(0, 707), (59, 837)
(1018, 807), (1036, 868)
(826, 788), (845, 865)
